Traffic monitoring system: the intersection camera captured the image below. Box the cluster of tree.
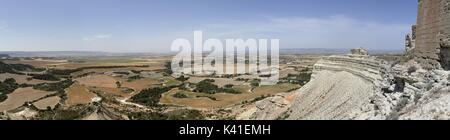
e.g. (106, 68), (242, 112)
(33, 79), (74, 92)
(34, 105), (89, 120)
(130, 86), (174, 107)
(162, 62), (173, 76)
(175, 75), (190, 82)
(241, 95), (270, 104)
(172, 92), (188, 98)
(128, 75), (143, 81)
(250, 79), (261, 87)
(282, 73), (312, 85)
(193, 79), (219, 94)
(31, 74), (61, 81)
(193, 79), (241, 94)
(130, 70), (142, 74)
(127, 109), (204, 120)
(220, 84), (241, 94)
(0, 61), (43, 74)
(48, 65), (149, 76)
(0, 78), (19, 102)
(113, 71), (130, 75)
(48, 69), (79, 76)
(236, 78), (250, 82)
(196, 95), (217, 101)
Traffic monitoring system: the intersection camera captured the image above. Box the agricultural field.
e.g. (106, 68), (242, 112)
(0, 54), (315, 120)
(160, 83), (300, 109)
(65, 83), (98, 106)
(0, 87), (54, 112)
(33, 96), (61, 110)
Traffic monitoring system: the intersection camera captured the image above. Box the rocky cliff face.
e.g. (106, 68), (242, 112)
(243, 51), (391, 120)
(242, 49), (450, 120)
(286, 54), (389, 120)
(240, 0), (450, 120)
(354, 61), (450, 120)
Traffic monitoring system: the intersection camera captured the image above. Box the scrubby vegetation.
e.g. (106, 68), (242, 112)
(33, 79), (74, 92)
(127, 109), (204, 120)
(163, 62), (173, 76)
(128, 75), (143, 81)
(113, 71), (130, 75)
(176, 75), (190, 82)
(48, 65), (149, 76)
(250, 79), (261, 87)
(47, 69), (79, 76)
(282, 73), (312, 85)
(193, 79), (241, 94)
(31, 74), (61, 81)
(173, 92), (188, 98)
(196, 95), (217, 101)
(219, 84), (241, 94)
(34, 105), (90, 120)
(130, 70), (142, 74)
(0, 61), (43, 74)
(0, 78), (19, 102)
(194, 79), (219, 94)
(130, 86), (174, 107)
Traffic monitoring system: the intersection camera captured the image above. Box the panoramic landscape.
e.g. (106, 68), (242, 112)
(0, 0), (449, 120)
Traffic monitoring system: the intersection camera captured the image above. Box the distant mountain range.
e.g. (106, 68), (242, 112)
(0, 51), (168, 57)
(0, 48), (404, 57)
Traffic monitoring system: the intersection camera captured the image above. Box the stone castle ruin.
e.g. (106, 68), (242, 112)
(411, 0), (450, 70)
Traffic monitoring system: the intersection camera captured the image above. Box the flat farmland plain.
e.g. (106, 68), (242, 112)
(0, 87), (54, 112)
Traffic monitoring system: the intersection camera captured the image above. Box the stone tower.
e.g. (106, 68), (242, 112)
(414, 0), (450, 70)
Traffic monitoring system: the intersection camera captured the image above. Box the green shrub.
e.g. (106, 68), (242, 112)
(0, 61), (41, 74)
(33, 79), (74, 92)
(194, 79), (219, 94)
(173, 92), (188, 98)
(0, 78), (19, 102)
(32, 74), (60, 81)
(130, 86), (173, 107)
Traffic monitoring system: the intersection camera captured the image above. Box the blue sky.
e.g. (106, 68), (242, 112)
(0, 0), (417, 52)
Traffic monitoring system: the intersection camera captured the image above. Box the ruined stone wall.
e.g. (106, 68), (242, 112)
(439, 0), (450, 70)
(414, 0), (450, 70)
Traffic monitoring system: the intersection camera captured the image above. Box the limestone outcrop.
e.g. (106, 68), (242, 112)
(240, 0), (450, 120)
(351, 48), (369, 56)
(351, 61), (450, 120)
(285, 53), (389, 120)
(247, 92), (296, 120)
(241, 49), (391, 120)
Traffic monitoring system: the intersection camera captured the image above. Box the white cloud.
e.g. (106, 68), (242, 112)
(83, 34), (112, 41)
(179, 15), (411, 50)
(0, 21), (8, 31)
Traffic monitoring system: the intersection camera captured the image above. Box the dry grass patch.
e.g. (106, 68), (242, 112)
(75, 75), (117, 88)
(160, 83), (300, 109)
(252, 83), (300, 95)
(0, 73), (58, 85)
(0, 87), (54, 112)
(120, 78), (160, 92)
(188, 77), (245, 87)
(66, 83), (97, 106)
(33, 96), (61, 110)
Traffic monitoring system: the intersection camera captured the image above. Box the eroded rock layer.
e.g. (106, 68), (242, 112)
(286, 54), (387, 120)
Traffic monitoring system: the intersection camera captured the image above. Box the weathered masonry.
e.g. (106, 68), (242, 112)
(414, 0), (450, 70)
